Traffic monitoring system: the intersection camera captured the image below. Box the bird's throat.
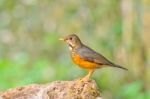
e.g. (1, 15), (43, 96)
(68, 43), (82, 51)
(69, 44), (73, 51)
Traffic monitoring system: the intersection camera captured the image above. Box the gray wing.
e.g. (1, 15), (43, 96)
(77, 45), (114, 66)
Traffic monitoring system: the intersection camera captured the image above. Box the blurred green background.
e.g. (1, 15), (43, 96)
(0, 0), (150, 98)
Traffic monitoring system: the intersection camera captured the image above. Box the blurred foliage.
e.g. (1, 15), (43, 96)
(0, 0), (150, 98)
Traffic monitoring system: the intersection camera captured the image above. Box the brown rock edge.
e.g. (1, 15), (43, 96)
(0, 79), (102, 99)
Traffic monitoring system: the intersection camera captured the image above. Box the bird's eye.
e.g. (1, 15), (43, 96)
(69, 37), (72, 40)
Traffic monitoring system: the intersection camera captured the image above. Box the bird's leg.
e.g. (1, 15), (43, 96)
(81, 69), (94, 82)
(86, 69), (94, 79)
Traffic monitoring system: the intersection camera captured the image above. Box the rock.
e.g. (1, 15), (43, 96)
(0, 79), (101, 99)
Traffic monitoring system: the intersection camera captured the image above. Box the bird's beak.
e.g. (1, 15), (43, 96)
(59, 38), (65, 41)
(59, 38), (64, 40)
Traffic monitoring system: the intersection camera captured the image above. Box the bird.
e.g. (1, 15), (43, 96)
(60, 34), (127, 81)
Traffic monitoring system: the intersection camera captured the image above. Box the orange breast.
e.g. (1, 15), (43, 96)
(72, 54), (100, 69)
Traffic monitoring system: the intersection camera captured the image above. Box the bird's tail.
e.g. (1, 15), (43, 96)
(111, 64), (128, 70)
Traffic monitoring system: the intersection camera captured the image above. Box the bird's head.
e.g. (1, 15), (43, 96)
(60, 34), (82, 50)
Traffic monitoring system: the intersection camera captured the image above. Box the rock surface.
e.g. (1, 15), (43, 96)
(0, 79), (101, 99)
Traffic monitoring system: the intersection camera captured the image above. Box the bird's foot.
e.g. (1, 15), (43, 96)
(79, 76), (90, 82)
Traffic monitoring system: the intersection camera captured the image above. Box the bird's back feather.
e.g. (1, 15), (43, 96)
(76, 45), (127, 70)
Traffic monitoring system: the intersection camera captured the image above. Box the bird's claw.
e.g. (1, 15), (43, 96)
(79, 76), (90, 82)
